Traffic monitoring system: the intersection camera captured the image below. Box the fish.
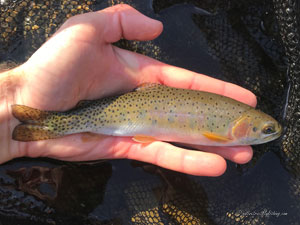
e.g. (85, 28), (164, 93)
(11, 83), (282, 146)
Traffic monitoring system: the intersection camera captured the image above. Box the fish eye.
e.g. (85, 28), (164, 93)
(262, 124), (275, 134)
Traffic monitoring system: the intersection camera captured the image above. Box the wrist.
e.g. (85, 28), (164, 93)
(0, 66), (25, 163)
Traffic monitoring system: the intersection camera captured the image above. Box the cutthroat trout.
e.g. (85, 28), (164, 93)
(12, 83), (282, 146)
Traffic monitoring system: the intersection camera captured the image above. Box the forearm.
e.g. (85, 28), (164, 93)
(0, 67), (24, 163)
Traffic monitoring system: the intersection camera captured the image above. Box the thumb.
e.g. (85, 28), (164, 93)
(100, 4), (163, 42)
(53, 4), (163, 45)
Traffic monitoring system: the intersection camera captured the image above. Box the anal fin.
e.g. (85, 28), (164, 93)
(132, 135), (157, 143)
(81, 132), (107, 142)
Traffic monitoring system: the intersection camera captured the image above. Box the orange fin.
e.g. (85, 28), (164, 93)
(132, 135), (157, 143)
(12, 124), (60, 141)
(134, 83), (161, 92)
(11, 104), (49, 124)
(202, 132), (232, 143)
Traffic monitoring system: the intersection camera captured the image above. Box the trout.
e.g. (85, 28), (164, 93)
(12, 83), (282, 146)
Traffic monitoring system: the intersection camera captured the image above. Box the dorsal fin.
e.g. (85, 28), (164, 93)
(74, 100), (93, 109)
(134, 83), (162, 92)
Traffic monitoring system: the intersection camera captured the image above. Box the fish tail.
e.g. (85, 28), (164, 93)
(12, 124), (61, 141)
(11, 105), (61, 141)
(12, 104), (50, 124)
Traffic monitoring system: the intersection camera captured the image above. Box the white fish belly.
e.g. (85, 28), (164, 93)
(92, 124), (238, 146)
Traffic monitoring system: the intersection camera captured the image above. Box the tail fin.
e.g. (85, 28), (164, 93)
(12, 105), (49, 124)
(12, 124), (61, 141)
(11, 105), (60, 141)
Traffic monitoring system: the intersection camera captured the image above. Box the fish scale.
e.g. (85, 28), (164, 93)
(12, 83), (281, 146)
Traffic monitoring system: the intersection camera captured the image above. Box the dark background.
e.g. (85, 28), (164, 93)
(0, 0), (299, 224)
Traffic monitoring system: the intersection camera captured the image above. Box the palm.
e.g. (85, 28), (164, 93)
(12, 5), (256, 176)
(22, 23), (119, 110)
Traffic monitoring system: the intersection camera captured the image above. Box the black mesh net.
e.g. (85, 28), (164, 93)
(0, 0), (299, 224)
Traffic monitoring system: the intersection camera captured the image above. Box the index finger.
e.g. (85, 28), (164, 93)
(114, 48), (257, 107)
(143, 63), (257, 107)
(157, 66), (257, 107)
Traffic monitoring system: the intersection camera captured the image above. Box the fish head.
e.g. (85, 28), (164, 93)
(231, 109), (282, 145)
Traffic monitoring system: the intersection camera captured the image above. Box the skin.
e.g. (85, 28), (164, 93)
(0, 4), (257, 176)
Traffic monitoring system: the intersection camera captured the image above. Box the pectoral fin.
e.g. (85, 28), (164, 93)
(133, 135), (157, 143)
(202, 132), (232, 143)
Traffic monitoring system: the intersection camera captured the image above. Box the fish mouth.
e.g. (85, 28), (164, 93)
(274, 122), (283, 138)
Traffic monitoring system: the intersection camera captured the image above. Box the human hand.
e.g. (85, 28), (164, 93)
(2, 4), (256, 176)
